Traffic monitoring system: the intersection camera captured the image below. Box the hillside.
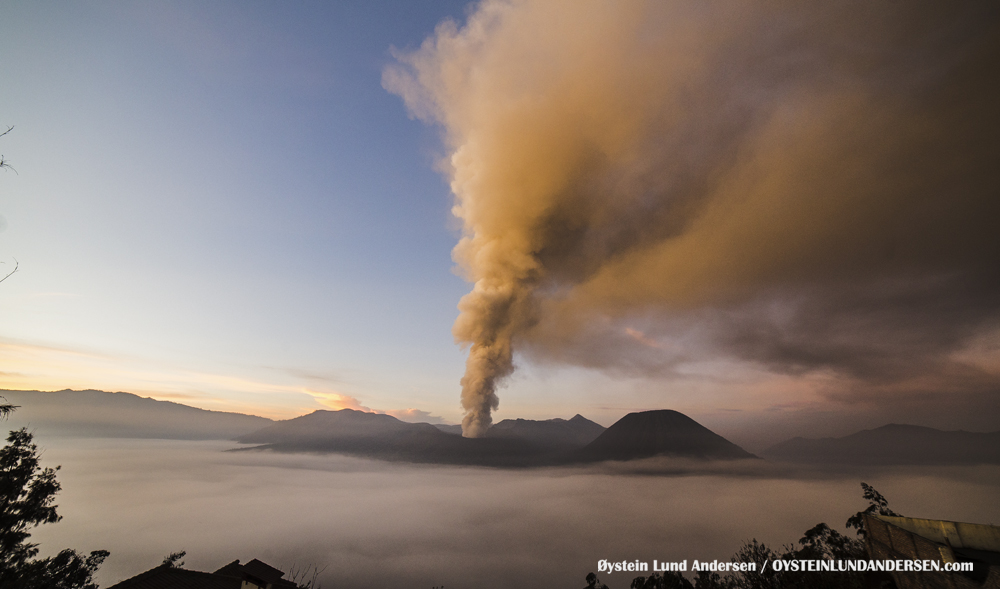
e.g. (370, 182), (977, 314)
(0, 389), (272, 440)
(484, 414), (605, 448)
(576, 410), (756, 462)
(239, 408), (755, 466)
(0, 390), (759, 466)
(763, 424), (1000, 465)
(236, 409), (607, 467)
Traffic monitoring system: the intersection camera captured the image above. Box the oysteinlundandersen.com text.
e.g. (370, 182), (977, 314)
(596, 558), (974, 575)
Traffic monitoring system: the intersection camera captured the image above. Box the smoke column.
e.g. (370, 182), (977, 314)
(385, 0), (1000, 436)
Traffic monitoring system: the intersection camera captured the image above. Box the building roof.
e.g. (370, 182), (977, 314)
(109, 558), (298, 589)
(211, 561), (244, 578)
(243, 559), (291, 585)
(874, 515), (1000, 555)
(864, 514), (1000, 589)
(106, 565), (242, 589)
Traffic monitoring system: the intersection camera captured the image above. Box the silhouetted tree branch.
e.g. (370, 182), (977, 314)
(0, 396), (18, 420)
(0, 259), (18, 285)
(1, 125), (19, 288)
(288, 563), (327, 589)
(0, 125), (16, 174)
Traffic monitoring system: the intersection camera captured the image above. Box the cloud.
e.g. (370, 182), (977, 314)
(0, 337), (321, 419)
(279, 368), (343, 386)
(0, 338), (452, 424)
(303, 390), (453, 425)
(386, 0), (1000, 430)
(385, 408), (451, 425)
(305, 390), (374, 412)
(35, 438), (1000, 589)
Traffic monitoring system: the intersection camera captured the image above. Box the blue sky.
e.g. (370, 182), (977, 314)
(0, 1), (481, 420)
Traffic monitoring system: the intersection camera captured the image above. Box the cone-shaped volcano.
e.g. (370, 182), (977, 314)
(578, 410), (755, 461)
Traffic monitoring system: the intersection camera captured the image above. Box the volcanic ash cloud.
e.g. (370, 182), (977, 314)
(385, 0), (1000, 436)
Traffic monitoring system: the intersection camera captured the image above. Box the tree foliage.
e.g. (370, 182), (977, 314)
(0, 429), (63, 571)
(0, 417), (108, 588)
(727, 539), (780, 589)
(161, 550), (186, 568)
(0, 396), (17, 420)
(585, 572), (610, 589)
(631, 571), (694, 589)
(7, 549), (110, 589)
(846, 482), (899, 538)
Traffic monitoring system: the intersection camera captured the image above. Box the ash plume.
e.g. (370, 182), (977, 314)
(385, 0), (1000, 435)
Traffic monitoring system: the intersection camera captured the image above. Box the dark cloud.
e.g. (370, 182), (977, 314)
(388, 0), (1000, 430)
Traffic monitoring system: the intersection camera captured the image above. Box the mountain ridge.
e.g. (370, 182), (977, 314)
(763, 423), (1000, 465)
(0, 389), (273, 440)
(30, 388), (1000, 467)
(236, 408), (757, 466)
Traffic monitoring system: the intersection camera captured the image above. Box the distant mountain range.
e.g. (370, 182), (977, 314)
(762, 424), (1000, 465)
(0, 391), (755, 466)
(484, 415), (607, 448)
(236, 409), (609, 466)
(235, 408), (756, 466)
(7, 388), (994, 467)
(0, 389), (272, 440)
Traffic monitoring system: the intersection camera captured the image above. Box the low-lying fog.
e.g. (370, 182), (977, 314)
(27, 438), (1000, 589)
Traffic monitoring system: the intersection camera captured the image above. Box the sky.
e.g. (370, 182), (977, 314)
(0, 0), (475, 422)
(2, 1), (999, 447)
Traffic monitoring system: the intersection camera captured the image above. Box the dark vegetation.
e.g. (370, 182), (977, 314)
(845, 483), (900, 538)
(161, 551), (186, 568)
(0, 398), (109, 589)
(585, 483), (901, 589)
